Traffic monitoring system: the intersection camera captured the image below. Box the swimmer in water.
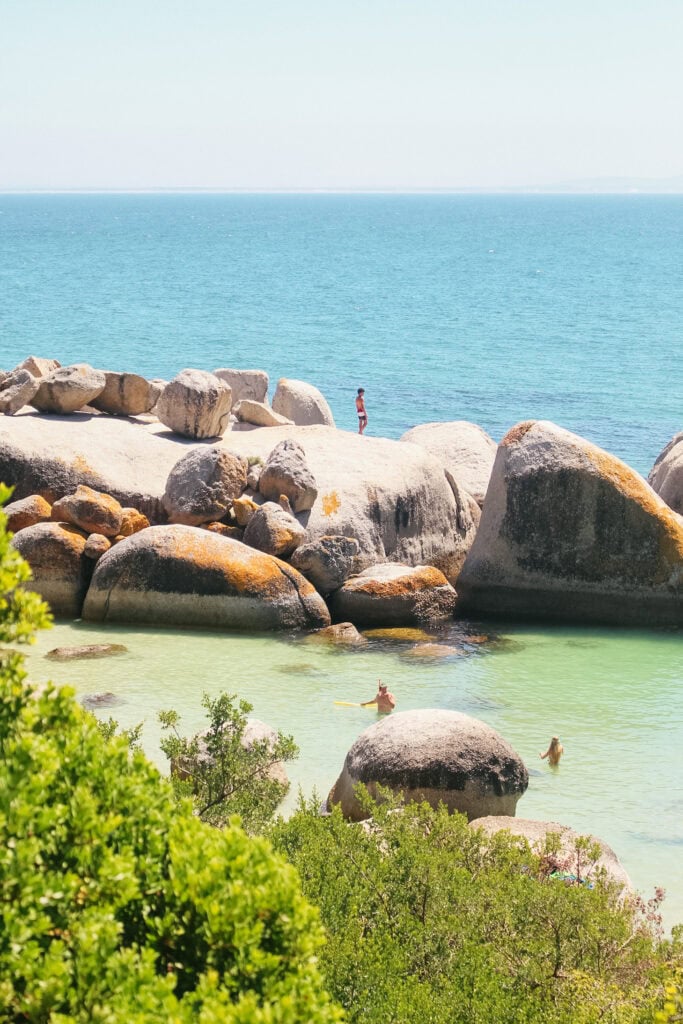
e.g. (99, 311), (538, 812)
(540, 736), (564, 766)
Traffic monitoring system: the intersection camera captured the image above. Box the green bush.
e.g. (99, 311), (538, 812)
(0, 495), (341, 1023)
(272, 792), (681, 1024)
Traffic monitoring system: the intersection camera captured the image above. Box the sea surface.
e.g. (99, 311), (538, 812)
(2, 194), (683, 924)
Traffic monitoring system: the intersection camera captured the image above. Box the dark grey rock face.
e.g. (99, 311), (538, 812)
(290, 534), (360, 595)
(242, 501), (306, 558)
(163, 445), (248, 526)
(259, 439), (318, 513)
(328, 709), (528, 822)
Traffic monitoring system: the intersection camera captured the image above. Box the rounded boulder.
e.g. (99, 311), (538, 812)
(52, 485), (123, 537)
(12, 522), (91, 617)
(649, 432), (683, 515)
(156, 369), (232, 439)
(400, 421), (497, 507)
(242, 501), (306, 558)
(272, 378), (335, 427)
(328, 709), (528, 822)
(329, 563), (457, 626)
(90, 371), (155, 416)
(83, 524), (330, 631)
(162, 445), (248, 526)
(0, 369), (40, 415)
(290, 534), (360, 595)
(4, 494), (52, 533)
(31, 364), (106, 414)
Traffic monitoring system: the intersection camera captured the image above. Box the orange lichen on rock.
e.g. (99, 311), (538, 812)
(118, 507), (150, 537)
(321, 491), (341, 516)
(501, 421), (536, 446)
(350, 566), (450, 598)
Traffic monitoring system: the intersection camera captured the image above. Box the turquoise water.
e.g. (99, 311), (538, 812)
(1, 194), (682, 472)
(24, 618), (683, 927)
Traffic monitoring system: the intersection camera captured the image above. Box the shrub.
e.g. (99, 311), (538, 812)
(271, 792), (681, 1024)
(0, 495), (340, 1023)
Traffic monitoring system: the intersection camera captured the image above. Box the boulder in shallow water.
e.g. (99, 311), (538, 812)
(156, 369), (232, 439)
(328, 709), (528, 822)
(83, 524), (330, 631)
(213, 368), (269, 404)
(243, 501), (306, 558)
(308, 621), (366, 645)
(0, 369), (40, 415)
(400, 421), (497, 507)
(90, 371), (155, 416)
(31, 364), (106, 414)
(648, 432), (683, 516)
(471, 817), (631, 890)
(52, 485), (123, 537)
(457, 420), (683, 626)
(272, 378), (335, 427)
(329, 563), (457, 626)
(12, 522), (90, 617)
(290, 534), (360, 595)
(4, 494), (52, 533)
(259, 439), (318, 512)
(48, 644), (127, 661)
(162, 445), (248, 526)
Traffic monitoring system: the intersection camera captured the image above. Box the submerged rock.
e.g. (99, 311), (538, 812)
(83, 524), (330, 631)
(457, 420), (683, 626)
(48, 643), (128, 661)
(308, 622), (366, 645)
(363, 627), (435, 642)
(400, 643), (463, 659)
(80, 691), (125, 709)
(328, 709), (529, 822)
(329, 563), (457, 626)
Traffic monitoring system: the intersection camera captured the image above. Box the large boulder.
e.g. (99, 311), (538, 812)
(156, 369), (232, 439)
(14, 356), (61, 378)
(471, 817), (631, 889)
(31, 364), (106, 414)
(90, 371), (155, 416)
(12, 522), (91, 617)
(83, 524), (330, 631)
(272, 378), (335, 427)
(162, 446), (248, 526)
(457, 420), (683, 625)
(233, 400), (292, 428)
(259, 439), (318, 512)
(4, 494), (52, 533)
(51, 485), (123, 537)
(0, 369), (40, 415)
(242, 501), (306, 558)
(649, 432), (683, 515)
(213, 368), (269, 404)
(0, 418), (476, 580)
(329, 563), (457, 625)
(290, 535), (360, 595)
(401, 421), (497, 506)
(328, 709), (528, 822)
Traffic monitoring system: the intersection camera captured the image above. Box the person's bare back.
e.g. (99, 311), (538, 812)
(540, 735), (564, 766)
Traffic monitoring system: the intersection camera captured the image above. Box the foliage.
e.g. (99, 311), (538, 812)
(654, 965), (683, 1023)
(271, 791), (681, 1024)
(159, 691), (298, 833)
(0, 501), (340, 1023)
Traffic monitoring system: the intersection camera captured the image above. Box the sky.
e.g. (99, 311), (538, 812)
(1, 0), (682, 191)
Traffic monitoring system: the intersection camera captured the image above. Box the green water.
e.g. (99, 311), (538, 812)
(24, 619), (683, 927)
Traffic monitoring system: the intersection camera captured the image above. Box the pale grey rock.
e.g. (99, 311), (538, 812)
(290, 534), (360, 595)
(242, 501), (306, 558)
(162, 445), (248, 526)
(247, 462), (263, 489)
(90, 371), (155, 416)
(272, 378), (335, 427)
(401, 421), (497, 506)
(649, 432), (683, 515)
(0, 418), (476, 581)
(31, 364), (106, 414)
(83, 533), (112, 561)
(12, 522), (91, 617)
(328, 709), (528, 822)
(472, 817), (631, 890)
(83, 524), (330, 630)
(259, 439), (318, 512)
(15, 355), (61, 378)
(156, 369), (232, 439)
(457, 420), (683, 625)
(233, 399), (293, 428)
(329, 563), (457, 626)
(0, 369), (40, 415)
(149, 379), (167, 415)
(213, 368), (269, 404)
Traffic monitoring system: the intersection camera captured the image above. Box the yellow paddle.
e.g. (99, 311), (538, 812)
(334, 701), (377, 708)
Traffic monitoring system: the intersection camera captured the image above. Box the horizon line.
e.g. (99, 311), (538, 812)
(2, 186), (683, 197)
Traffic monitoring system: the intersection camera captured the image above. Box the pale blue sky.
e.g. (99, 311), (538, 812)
(1, 0), (681, 190)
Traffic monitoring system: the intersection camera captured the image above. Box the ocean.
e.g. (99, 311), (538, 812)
(2, 193), (683, 923)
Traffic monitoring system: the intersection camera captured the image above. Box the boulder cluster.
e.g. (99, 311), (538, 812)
(1, 354), (682, 630)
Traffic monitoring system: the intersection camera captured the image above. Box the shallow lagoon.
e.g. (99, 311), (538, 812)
(24, 618), (683, 926)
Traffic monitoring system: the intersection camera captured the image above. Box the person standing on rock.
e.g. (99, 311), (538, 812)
(361, 680), (395, 713)
(356, 388), (368, 434)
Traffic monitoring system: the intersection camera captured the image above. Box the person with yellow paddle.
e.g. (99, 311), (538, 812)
(361, 680), (396, 714)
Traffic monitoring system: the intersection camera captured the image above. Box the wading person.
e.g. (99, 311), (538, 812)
(540, 735), (564, 766)
(356, 387), (368, 434)
(361, 680), (395, 714)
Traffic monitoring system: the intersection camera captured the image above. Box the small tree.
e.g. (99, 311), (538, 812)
(159, 692), (298, 832)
